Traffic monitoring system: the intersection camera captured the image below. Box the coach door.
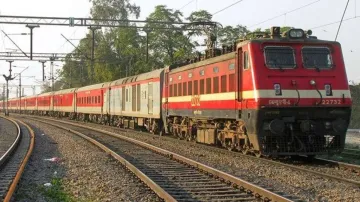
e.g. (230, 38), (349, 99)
(148, 82), (153, 114)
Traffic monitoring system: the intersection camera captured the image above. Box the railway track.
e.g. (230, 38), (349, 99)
(341, 148), (360, 159)
(17, 114), (360, 188)
(66, 116), (360, 186)
(0, 116), (34, 202)
(20, 116), (301, 202)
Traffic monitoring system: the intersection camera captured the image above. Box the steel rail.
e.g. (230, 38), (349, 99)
(0, 116), (21, 168)
(3, 119), (35, 202)
(23, 116), (294, 202)
(16, 114), (360, 188)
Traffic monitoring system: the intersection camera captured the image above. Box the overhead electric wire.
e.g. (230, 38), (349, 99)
(248, 0), (321, 28)
(212, 0), (245, 16)
(309, 15), (359, 30)
(179, 0), (196, 10)
(335, 0), (351, 41)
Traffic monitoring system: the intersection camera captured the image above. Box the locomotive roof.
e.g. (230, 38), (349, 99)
(169, 52), (235, 74)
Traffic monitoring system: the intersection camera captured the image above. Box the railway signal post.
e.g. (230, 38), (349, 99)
(3, 60), (15, 116)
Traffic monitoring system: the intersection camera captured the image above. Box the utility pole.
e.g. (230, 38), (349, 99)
(26, 24), (40, 60)
(2, 84), (5, 113)
(19, 73), (21, 114)
(87, 26), (101, 83)
(50, 61), (54, 92)
(39, 60), (46, 81)
(3, 60), (15, 116)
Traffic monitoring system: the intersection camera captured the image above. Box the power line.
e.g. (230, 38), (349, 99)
(179, 0), (196, 10)
(248, 0), (321, 28)
(212, 0), (245, 16)
(310, 15), (359, 30)
(335, 0), (350, 41)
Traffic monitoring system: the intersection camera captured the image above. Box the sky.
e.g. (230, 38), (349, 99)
(0, 0), (359, 98)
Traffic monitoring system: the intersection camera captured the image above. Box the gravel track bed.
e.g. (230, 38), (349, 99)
(0, 117), (18, 156)
(346, 132), (360, 148)
(68, 119), (360, 201)
(14, 118), (160, 202)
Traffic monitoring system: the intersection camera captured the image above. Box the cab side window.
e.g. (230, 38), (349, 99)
(243, 51), (250, 70)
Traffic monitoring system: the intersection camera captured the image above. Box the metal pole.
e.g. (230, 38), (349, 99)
(6, 80), (8, 116)
(91, 29), (95, 82)
(51, 61), (54, 92)
(146, 31), (149, 64)
(39, 60), (46, 81)
(30, 28), (33, 60)
(26, 24), (40, 60)
(2, 84), (5, 113)
(19, 73), (21, 114)
(88, 26), (101, 83)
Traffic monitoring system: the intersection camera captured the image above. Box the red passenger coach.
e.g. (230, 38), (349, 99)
(24, 96), (37, 113)
(163, 27), (352, 157)
(75, 82), (110, 122)
(37, 92), (53, 115)
(53, 88), (76, 117)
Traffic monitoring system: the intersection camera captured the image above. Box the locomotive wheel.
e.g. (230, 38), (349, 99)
(254, 151), (262, 158)
(242, 148), (249, 155)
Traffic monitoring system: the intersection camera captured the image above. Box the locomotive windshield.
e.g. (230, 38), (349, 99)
(302, 47), (333, 69)
(264, 46), (296, 69)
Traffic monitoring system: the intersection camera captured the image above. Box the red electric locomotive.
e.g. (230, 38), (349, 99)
(163, 27), (352, 157)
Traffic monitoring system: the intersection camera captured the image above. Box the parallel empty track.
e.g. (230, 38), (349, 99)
(0, 116), (34, 201)
(22, 116), (300, 202)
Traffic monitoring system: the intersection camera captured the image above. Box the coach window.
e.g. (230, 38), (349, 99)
(206, 78), (211, 94)
(98, 96), (101, 103)
(243, 52), (250, 70)
(188, 81), (192, 95)
(178, 82), (182, 96)
(169, 84), (173, 97)
(221, 75), (227, 92)
(200, 79), (205, 94)
(174, 83), (178, 97)
(213, 77), (219, 93)
(183, 82), (187, 96)
(126, 89), (129, 102)
(194, 80), (198, 95)
(95, 96), (97, 103)
(229, 74), (235, 91)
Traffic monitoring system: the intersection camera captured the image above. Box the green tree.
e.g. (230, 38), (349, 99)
(217, 25), (250, 45)
(145, 5), (194, 65)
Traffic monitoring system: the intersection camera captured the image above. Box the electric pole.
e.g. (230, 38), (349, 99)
(2, 84), (5, 113)
(26, 24), (40, 60)
(3, 60), (15, 116)
(39, 60), (46, 81)
(87, 26), (101, 83)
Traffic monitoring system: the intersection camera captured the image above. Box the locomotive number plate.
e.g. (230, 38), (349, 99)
(322, 99), (342, 105)
(268, 99), (291, 106)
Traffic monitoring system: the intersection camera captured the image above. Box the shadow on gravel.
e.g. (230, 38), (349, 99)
(12, 122), (72, 202)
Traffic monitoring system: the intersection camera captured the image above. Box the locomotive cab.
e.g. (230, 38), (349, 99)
(239, 27), (352, 156)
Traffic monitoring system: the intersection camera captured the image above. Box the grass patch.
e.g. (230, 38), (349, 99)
(40, 178), (74, 202)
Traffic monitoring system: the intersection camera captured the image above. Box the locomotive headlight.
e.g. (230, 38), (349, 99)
(310, 80), (316, 86)
(274, 83), (282, 96)
(289, 29), (304, 38)
(325, 84), (332, 96)
(325, 121), (332, 129)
